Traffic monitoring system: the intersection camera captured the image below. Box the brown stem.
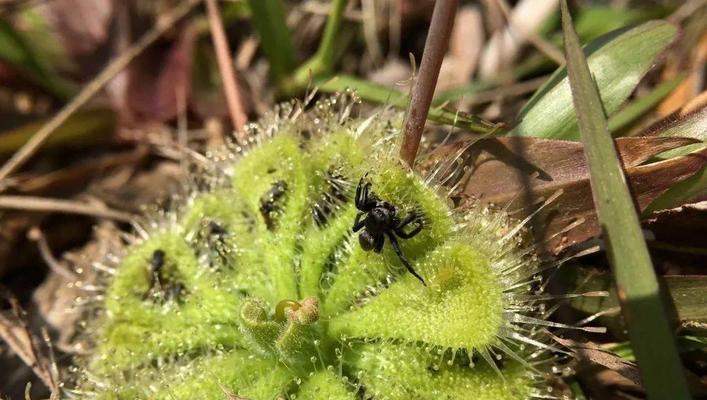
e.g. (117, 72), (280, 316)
(400, 0), (458, 167)
(205, 0), (249, 142)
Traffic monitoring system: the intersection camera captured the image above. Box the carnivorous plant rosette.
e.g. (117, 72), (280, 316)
(72, 95), (561, 399)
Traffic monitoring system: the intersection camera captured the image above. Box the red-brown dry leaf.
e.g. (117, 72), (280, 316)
(189, 40), (230, 120)
(123, 26), (197, 127)
(427, 136), (705, 254)
(39, 0), (114, 57)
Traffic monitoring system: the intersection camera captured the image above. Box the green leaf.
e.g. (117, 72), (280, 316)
(297, 370), (356, 400)
(513, 20), (677, 140)
(0, 109), (114, 156)
(609, 336), (707, 362)
(329, 242), (504, 351)
(559, 2), (690, 398)
(645, 163), (707, 213)
(350, 343), (534, 400)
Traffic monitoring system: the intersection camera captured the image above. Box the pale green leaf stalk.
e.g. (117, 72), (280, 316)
(72, 95), (560, 399)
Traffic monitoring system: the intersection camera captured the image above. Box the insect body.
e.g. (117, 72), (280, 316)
(352, 176), (426, 285)
(192, 219), (232, 270)
(259, 180), (288, 230)
(146, 249), (184, 302)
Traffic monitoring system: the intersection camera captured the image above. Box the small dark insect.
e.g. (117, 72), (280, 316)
(193, 220), (231, 269)
(208, 220), (228, 236)
(312, 169), (349, 226)
(151, 249), (165, 272)
(259, 180), (288, 230)
(145, 249), (184, 303)
(352, 175), (426, 285)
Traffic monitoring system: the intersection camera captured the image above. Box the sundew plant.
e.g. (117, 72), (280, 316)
(71, 95), (563, 399)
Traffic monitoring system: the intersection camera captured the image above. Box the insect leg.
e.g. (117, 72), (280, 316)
(395, 211), (424, 239)
(352, 212), (366, 232)
(355, 174), (377, 211)
(386, 233), (426, 286)
(373, 234), (385, 253)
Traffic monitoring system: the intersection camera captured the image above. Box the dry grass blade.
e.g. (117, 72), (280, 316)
(0, 195), (135, 222)
(0, 0), (200, 184)
(560, 1), (691, 398)
(0, 290), (60, 398)
(204, 0), (248, 140)
(550, 334), (642, 387)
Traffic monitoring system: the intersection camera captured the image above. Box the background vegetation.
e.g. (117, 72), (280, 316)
(0, 0), (705, 398)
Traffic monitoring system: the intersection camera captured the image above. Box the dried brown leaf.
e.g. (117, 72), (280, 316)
(550, 334), (641, 387)
(430, 136), (705, 253)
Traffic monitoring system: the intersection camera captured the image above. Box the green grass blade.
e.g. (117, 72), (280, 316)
(655, 107), (707, 159)
(0, 19), (73, 99)
(608, 75), (684, 134)
(318, 75), (499, 133)
(294, 0), (347, 78)
(646, 165), (707, 213)
(246, 0), (296, 82)
(514, 20), (677, 140)
(0, 109), (115, 156)
(431, 81), (495, 105)
(559, 2), (691, 398)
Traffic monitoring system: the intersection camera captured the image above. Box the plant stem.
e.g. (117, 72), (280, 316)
(205, 0), (248, 141)
(559, 1), (691, 398)
(400, 0), (458, 167)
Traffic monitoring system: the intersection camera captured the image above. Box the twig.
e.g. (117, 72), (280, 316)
(0, 195), (135, 222)
(27, 227), (79, 280)
(0, 290), (59, 396)
(400, 0), (458, 167)
(204, 0), (248, 142)
(461, 75), (548, 106)
(0, 0), (200, 185)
